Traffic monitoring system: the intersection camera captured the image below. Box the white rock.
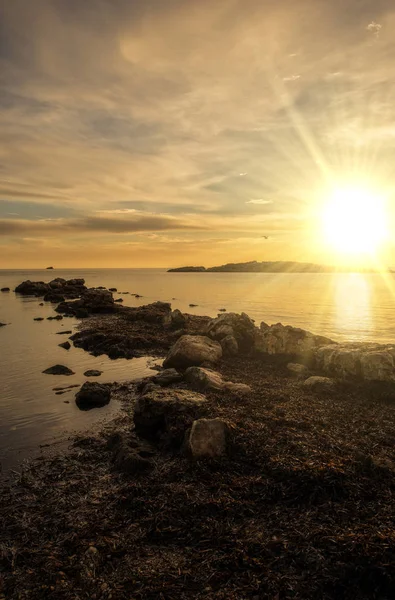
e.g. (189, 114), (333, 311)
(255, 323), (334, 356)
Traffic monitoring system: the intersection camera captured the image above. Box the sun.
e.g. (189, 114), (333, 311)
(322, 186), (388, 257)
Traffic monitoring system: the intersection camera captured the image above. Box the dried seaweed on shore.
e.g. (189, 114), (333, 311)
(2, 353), (395, 600)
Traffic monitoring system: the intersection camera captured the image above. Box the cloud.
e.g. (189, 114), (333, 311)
(2, 0), (395, 266)
(0, 214), (208, 236)
(246, 199), (274, 205)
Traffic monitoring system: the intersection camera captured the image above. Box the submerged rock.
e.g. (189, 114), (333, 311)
(163, 335), (222, 369)
(185, 418), (228, 459)
(0, 322), (7, 327)
(33, 317), (44, 321)
(42, 365), (75, 376)
(59, 341), (71, 350)
(75, 382), (111, 409)
(1, 287), (10, 292)
(83, 369), (103, 377)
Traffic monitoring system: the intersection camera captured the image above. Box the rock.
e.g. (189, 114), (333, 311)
(185, 366), (252, 394)
(133, 388), (207, 443)
(15, 280), (50, 296)
(163, 335), (222, 369)
(287, 362), (309, 377)
(185, 418), (228, 459)
(43, 292), (65, 303)
(141, 382), (161, 396)
(56, 330), (72, 335)
(189, 303), (198, 307)
(219, 308), (226, 312)
(225, 382), (252, 394)
(206, 312), (256, 351)
(255, 323), (335, 357)
(112, 443), (153, 474)
(34, 317), (44, 321)
(39, 302), (44, 306)
(152, 368), (183, 386)
(75, 382), (111, 410)
(220, 334), (239, 356)
(56, 288), (114, 317)
(1, 287), (10, 292)
(42, 365), (75, 375)
(109, 288), (117, 292)
(0, 322), (6, 327)
(302, 376), (336, 392)
(48, 278), (66, 289)
(360, 351), (395, 382)
(165, 308), (187, 329)
(47, 315), (63, 320)
(83, 369), (103, 377)
(185, 367), (224, 391)
(59, 341), (71, 350)
(315, 344), (395, 382)
(114, 298), (123, 303)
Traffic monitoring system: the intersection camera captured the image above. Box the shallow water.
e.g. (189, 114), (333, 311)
(1, 268), (395, 471)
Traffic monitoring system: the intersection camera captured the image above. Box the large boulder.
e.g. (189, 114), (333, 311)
(185, 366), (252, 394)
(220, 334), (239, 356)
(43, 291), (66, 303)
(184, 419), (228, 459)
(133, 388), (207, 443)
(152, 368), (183, 386)
(255, 323), (335, 357)
(206, 312), (256, 351)
(124, 301), (171, 324)
(75, 382), (111, 410)
(163, 335), (222, 369)
(164, 308), (187, 329)
(315, 343), (395, 382)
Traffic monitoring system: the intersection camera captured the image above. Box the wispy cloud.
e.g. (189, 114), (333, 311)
(246, 199), (274, 205)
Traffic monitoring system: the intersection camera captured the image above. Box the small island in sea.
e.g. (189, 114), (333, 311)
(168, 260), (392, 273)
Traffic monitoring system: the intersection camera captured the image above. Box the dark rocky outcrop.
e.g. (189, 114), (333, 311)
(75, 382), (111, 410)
(42, 365), (75, 375)
(0, 322), (7, 327)
(71, 330), (140, 359)
(34, 317), (44, 321)
(56, 288), (115, 317)
(15, 277), (87, 299)
(43, 292), (66, 303)
(1, 287), (10, 292)
(47, 315), (63, 321)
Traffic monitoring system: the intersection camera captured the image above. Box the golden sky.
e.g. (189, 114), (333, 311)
(1, 0), (395, 268)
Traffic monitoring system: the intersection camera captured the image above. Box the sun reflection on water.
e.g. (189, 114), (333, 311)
(334, 273), (372, 340)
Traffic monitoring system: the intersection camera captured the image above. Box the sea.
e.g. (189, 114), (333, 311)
(1, 268), (395, 473)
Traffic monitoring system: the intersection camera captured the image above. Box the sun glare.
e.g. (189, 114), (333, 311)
(322, 186), (388, 257)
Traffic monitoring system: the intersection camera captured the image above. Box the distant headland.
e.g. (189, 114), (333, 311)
(168, 260), (392, 273)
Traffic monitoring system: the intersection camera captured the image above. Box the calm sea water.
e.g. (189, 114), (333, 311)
(1, 268), (395, 471)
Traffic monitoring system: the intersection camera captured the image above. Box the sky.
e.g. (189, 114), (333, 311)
(1, 0), (395, 268)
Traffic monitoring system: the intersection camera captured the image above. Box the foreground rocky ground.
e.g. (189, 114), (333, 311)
(2, 280), (395, 599)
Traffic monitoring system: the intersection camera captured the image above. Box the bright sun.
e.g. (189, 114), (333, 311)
(322, 186), (388, 257)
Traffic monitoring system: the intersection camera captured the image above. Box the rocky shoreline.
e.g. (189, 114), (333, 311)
(2, 277), (395, 598)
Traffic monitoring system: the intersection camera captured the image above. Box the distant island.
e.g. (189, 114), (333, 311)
(168, 260), (393, 273)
